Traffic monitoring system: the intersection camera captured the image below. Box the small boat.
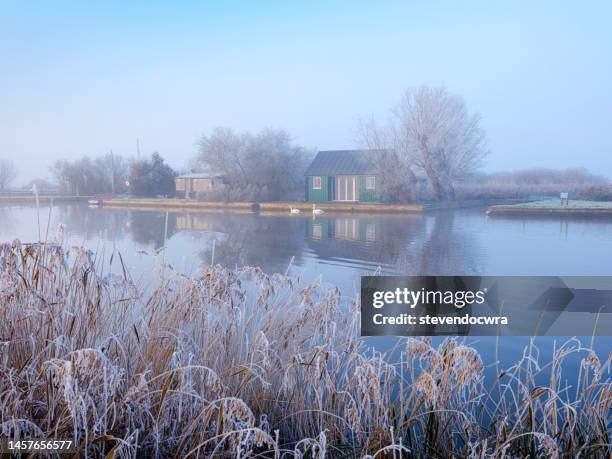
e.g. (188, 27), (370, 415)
(88, 193), (118, 207)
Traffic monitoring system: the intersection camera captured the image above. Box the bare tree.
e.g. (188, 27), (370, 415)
(197, 127), (250, 186)
(50, 157), (107, 195)
(50, 153), (130, 196)
(393, 86), (488, 200)
(197, 127), (313, 201)
(96, 151), (128, 193)
(356, 117), (419, 202)
(0, 159), (17, 191)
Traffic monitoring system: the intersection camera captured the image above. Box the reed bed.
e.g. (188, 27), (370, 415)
(455, 181), (612, 202)
(0, 236), (610, 458)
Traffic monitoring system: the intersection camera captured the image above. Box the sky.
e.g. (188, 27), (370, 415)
(1, 1), (611, 184)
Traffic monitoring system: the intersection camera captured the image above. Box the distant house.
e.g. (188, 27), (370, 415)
(304, 150), (383, 202)
(174, 173), (225, 198)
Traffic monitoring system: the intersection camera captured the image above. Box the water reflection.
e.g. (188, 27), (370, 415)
(2, 204), (609, 386)
(58, 205), (129, 242)
(2, 204), (612, 281)
(48, 206), (180, 250)
(0, 207), (16, 234)
(189, 213), (306, 274)
(306, 215), (426, 272)
(127, 212), (177, 249)
(397, 211), (483, 276)
(152, 211), (431, 276)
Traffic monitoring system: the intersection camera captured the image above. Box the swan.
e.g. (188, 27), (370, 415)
(312, 204), (324, 215)
(290, 207), (301, 214)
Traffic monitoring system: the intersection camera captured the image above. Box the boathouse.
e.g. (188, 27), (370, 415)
(304, 150), (383, 202)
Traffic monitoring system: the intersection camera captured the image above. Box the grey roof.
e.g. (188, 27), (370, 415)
(305, 150), (387, 176)
(175, 172), (222, 179)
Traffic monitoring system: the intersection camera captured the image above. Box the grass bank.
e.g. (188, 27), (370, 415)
(103, 198), (256, 211)
(0, 240), (610, 457)
(103, 198), (423, 214)
(487, 199), (612, 217)
(259, 201), (423, 213)
(0, 195), (92, 204)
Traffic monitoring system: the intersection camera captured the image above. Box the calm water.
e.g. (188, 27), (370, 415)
(1, 204), (610, 373)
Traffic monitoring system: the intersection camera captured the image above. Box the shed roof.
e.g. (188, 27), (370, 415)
(304, 150), (388, 176)
(175, 172), (221, 180)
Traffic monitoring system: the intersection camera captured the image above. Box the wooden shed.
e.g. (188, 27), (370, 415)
(174, 173), (225, 198)
(304, 150), (384, 203)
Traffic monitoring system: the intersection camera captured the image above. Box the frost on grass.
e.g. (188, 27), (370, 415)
(0, 239), (610, 458)
(492, 199), (612, 209)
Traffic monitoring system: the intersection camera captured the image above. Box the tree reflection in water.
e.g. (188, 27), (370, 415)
(42, 206), (483, 278)
(0, 206), (16, 234)
(127, 211), (177, 249)
(396, 211), (482, 276)
(190, 213), (306, 274)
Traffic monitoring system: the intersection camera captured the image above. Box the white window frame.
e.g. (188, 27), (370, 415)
(365, 176), (376, 190)
(313, 176), (322, 190)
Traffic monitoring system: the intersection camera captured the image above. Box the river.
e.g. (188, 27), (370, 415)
(1, 203), (610, 375)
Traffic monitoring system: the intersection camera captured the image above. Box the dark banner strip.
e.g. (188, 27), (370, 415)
(360, 276), (612, 336)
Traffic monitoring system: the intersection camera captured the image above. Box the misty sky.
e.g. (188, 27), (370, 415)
(1, 1), (611, 184)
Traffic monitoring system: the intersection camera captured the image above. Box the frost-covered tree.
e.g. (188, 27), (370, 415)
(96, 152), (128, 193)
(359, 86), (488, 201)
(0, 159), (17, 191)
(356, 117), (419, 202)
(196, 127), (313, 201)
(394, 86), (488, 200)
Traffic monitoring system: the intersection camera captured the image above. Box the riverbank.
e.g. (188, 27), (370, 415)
(423, 198), (525, 211)
(487, 199), (612, 217)
(102, 198), (424, 213)
(260, 200), (423, 213)
(103, 198), (255, 211)
(0, 195), (92, 204)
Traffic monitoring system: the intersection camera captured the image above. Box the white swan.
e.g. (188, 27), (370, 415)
(312, 204), (324, 215)
(290, 207), (301, 214)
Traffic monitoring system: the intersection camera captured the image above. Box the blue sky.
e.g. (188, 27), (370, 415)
(1, 1), (611, 183)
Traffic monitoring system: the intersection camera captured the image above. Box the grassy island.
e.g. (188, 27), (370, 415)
(487, 199), (612, 217)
